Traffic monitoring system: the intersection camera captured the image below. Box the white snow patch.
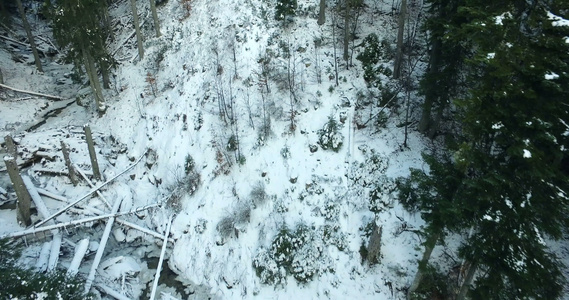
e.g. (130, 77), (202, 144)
(492, 122), (504, 130)
(545, 72), (560, 80)
(494, 12), (512, 25)
(548, 11), (569, 27)
(523, 149), (532, 158)
(487, 53), (496, 59)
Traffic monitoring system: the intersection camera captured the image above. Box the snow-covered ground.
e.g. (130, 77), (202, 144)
(2, 0), (568, 299)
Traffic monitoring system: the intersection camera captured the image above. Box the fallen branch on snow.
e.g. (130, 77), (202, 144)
(0, 203), (160, 239)
(34, 149), (148, 228)
(0, 83), (66, 101)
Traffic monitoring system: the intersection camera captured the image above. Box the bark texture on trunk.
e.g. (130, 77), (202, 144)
(16, 0), (43, 72)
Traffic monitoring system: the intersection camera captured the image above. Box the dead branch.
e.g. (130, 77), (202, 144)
(33, 150), (148, 228)
(0, 82), (66, 101)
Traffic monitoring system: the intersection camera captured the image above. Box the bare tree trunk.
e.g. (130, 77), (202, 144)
(457, 262), (477, 300)
(393, 0), (406, 79)
(343, 0), (350, 67)
(418, 38), (441, 134)
(407, 232), (440, 299)
(318, 0), (326, 25)
(0, 67), (3, 84)
(149, 0), (161, 37)
(4, 156), (32, 226)
(83, 50), (106, 113)
(331, 13), (339, 87)
(16, 0), (43, 72)
(130, 0), (144, 60)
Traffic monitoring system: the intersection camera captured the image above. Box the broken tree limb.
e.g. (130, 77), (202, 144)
(0, 83), (65, 101)
(22, 175), (62, 271)
(0, 34), (27, 47)
(34, 150), (148, 228)
(149, 215), (173, 300)
(36, 188), (68, 203)
(47, 232), (62, 271)
(74, 163), (111, 209)
(95, 284), (133, 300)
(1, 203), (160, 239)
(84, 197), (123, 294)
(35, 241), (51, 272)
(67, 238), (90, 277)
(85, 206), (174, 243)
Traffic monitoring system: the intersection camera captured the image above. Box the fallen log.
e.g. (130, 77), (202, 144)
(34, 150), (148, 228)
(149, 215), (173, 300)
(84, 197), (123, 294)
(95, 284), (133, 300)
(67, 238), (90, 277)
(0, 82), (65, 101)
(0, 203), (159, 239)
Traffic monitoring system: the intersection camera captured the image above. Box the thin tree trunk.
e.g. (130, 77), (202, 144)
(457, 262), (477, 300)
(130, 0), (144, 60)
(393, 0), (406, 79)
(84, 50), (106, 112)
(332, 13), (339, 87)
(407, 232), (440, 299)
(149, 0), (161, 37)
(318, 0), (326, 25)
(0, 67), (3, 84)
(418, 38), (441, 134)
(16, 0), (43, 72)
(343, 0), (350, 66)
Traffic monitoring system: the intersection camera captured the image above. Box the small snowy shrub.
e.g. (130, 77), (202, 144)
(216, 215), (236, 240)
(253, 248), (287, 285)
(234, 201), (252, 224)
(321, 199), (340, 221)
(374, 111), (389, 130)
(274, 198), (288, 213)
(250, 182), (268, 208)
(184, 154), (196, 174)
(194, 218), (207, 234)
(274, 0), (297, 23)
(226, 134), (239, 151)
(317, 116), (344, 152)
(270, 227), (298, 271)
(369, 176), (397, 213)
(183, 169), (201, 196)
(280, 145), (291, 159)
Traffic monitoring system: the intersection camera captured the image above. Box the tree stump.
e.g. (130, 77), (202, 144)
(4, 135), (17, 157)
(84, 125), (101, 180)
(4, 156), (32, 226)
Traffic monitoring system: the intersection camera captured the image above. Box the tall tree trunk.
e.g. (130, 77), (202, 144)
(0, 67), (3, 84)
(418, 38), (441, 134)
(317, 0), (326, 25)
(83, 49), (106, 113)
(331, 13), (339, 87)
(101, 0), (114, 41)
(393, 0), (406, 79)
(343, 0), (350, 66)
(15, 0), (42, 72)
(407, 232), (440, 299)
(130, 0), (144, 60)
(457, 262), (477, 300)
(149, 0), (161, 37)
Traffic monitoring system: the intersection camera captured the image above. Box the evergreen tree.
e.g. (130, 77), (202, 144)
(451, 0), (569, 297)
(403, 0), (569, 298)
(47, 0), (113, 113)
(417, 0), (466, 138)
